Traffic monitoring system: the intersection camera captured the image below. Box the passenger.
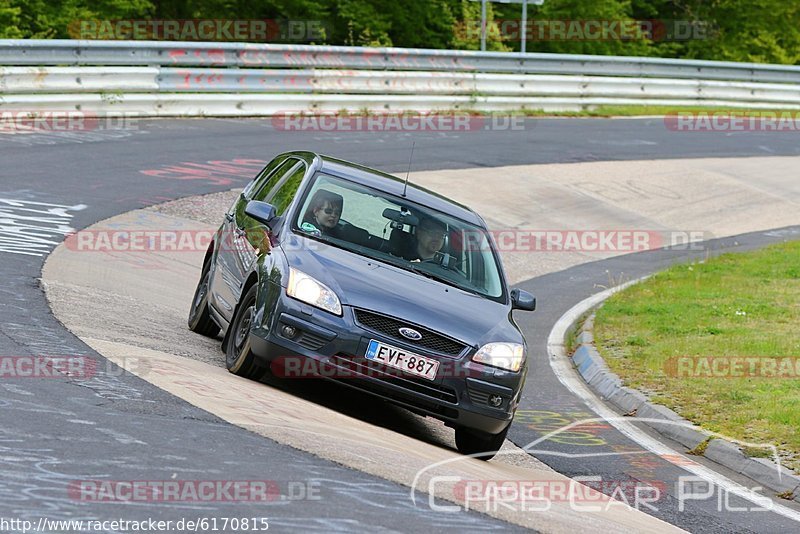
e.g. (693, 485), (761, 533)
(301, 189), (343, 237)
(411, 215), (447, 261)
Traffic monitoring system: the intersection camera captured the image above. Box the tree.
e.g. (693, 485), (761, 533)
(450, 0), (510, 51)
(523, 0), (651, 56)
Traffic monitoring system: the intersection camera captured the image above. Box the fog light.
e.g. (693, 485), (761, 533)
(281, 325), (297, 339)
(488, 394), (503, 407)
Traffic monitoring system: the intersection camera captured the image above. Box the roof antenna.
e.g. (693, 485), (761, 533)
(402, 141), (415, 197)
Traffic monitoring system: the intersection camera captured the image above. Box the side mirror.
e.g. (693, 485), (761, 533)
(245, 200), (277, 227)
(511, 288), (536, 311)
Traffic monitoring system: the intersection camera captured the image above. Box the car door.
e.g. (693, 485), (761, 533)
(210, 157), (296, 322)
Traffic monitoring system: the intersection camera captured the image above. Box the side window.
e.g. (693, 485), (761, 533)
(268, 163), (307, 216)
(252, 159), (298, 202)
(242, 156), (287, 199)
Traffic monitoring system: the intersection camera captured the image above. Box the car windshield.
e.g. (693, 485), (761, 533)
(292, 173), (505, 299)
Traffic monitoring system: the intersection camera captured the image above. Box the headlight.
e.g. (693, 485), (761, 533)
(472, 342), (525, 372)
(286, 268), (342, 316)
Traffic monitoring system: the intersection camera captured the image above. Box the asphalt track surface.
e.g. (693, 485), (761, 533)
(2, 117), (800, 532)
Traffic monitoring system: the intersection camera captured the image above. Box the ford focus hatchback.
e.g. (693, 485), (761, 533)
(188, 151), (536, 459)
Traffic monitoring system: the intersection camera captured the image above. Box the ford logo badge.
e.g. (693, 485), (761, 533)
(399, 327), (422, 341)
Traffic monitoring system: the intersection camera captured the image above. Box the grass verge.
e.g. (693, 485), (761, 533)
(593, 241), (800, 472)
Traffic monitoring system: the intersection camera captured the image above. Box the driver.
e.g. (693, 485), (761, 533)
(411, 215), (447, 262)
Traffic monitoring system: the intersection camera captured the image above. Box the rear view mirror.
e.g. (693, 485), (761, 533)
(382, 208), (419, 227)
(245, 200), (277, 227)
(511, 288), (536, 311)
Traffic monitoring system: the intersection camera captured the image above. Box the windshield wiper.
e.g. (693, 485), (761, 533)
(407, 263), (457, 286)
(407, 264), (486, 297)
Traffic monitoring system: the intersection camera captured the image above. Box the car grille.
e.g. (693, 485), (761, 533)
(330, 354), (458, 405)
(353, 309), (467, 356)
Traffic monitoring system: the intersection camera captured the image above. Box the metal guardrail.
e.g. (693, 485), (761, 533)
(2, 40), (800, 115)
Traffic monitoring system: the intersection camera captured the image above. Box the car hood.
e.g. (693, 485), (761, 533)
(282, 235), (520, 347)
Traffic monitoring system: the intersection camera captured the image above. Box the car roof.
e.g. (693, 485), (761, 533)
(292, 153), (484, 226)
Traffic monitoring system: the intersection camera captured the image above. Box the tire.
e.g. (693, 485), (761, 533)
(225, 284), (266, 381)
(455, 424), (510, 460)
(188, 262), (220, 338)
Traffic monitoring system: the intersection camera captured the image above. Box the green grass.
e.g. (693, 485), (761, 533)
(593, 241), (800, 472)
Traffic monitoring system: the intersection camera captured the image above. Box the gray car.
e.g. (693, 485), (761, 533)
(188, 151), (536, 459)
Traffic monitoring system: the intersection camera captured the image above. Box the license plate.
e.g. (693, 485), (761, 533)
(365, 339), (439, 381)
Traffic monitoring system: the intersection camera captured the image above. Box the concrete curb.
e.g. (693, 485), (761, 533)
(568, 306), (800, 504)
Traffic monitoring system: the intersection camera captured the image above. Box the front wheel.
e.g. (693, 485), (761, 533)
(225, 285), (266, 381)
(188, 263), (220, 338)
(455, 424), (510, 460)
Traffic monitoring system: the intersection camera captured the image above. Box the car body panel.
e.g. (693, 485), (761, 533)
(199, 150), (531, 437)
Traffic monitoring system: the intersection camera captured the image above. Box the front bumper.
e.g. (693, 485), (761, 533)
(249, 294), (524, 435)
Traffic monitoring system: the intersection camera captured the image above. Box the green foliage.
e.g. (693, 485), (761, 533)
(5, 0), (153, 38)
(2, 0), (799, 64)
(0, 0), (24, 38)
(526, 0), (651, 56)
(450, 0), (510, 52)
